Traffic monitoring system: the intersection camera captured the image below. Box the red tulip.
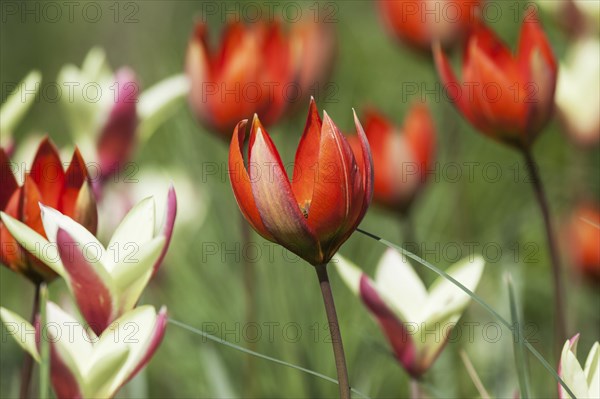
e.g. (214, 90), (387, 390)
(434, 9), (557, 148)
(564, 203), (600, 282)
(228, 98), (373, 265)
(348, 104), (436, 213)
(0, 137), (97, 283)
(186, 20), (295, 138)
(378, 0), (483, 49)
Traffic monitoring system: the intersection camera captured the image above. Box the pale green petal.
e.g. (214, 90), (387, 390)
(422, 256), (484, 323)
(584, 342), (599, 396)
(0, 211), (65, 276)
(332, 254), (362, 296)
(374, 249), (427, 323)
(0, 307), (40, 362)
(560, 338), (592, 398)
(113, 237), (165, 313)
(106, 197), (156, 272)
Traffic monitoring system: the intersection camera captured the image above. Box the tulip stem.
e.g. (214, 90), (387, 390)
(19, 283), (40, 399)
(522, 149), (567, 349)
(241, 217), (258, 395)
(315, 264), (350, 399)
(410, 378), (421, 399)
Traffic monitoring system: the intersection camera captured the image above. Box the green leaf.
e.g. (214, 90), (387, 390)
(507, 273), (531, 398)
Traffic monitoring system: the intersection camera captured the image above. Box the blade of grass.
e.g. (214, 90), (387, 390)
(507, 274), (532, 398)
(39, 284), (49, 399)
(459, 350), (491, 399)
(356, 228), (577, 399)
(168, 318), (371, 399)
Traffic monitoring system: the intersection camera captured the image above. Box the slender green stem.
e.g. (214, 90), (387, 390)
(522, 149), (567, 349)
(39, 284), (49, 399)
(315, 264), (350, 399)
(240, 216), (258, 396)
(19, 283), (40, 399)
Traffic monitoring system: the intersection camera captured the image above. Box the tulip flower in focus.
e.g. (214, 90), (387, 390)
(555, 37), (600, 146)
(0, 303), (167, 399)
(228, 98), (373, 266)
(558, 334), (599, 398)
(564, 203), (600, 281)
(434, 9), (557, 149)
(0, 138), (97, 284)
(335, 249), (484, 377)
(348, 104), (436, 213)
(378, 0), (483, 49)
(1, 188), (177, 335)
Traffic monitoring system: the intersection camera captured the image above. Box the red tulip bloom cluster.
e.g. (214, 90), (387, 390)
(229, 99), (373, 266)
(349, 104), (436, 213)
(434, 9), (557, 148)
(186, 20), (335, 139)
(378, 0), (483, 49)
(0, 138), (97, 283)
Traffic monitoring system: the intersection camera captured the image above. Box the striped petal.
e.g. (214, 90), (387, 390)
(248, 116), (318, 261)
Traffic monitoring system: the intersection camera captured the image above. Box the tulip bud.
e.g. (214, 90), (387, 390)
(558, 334), (599, 398)
(186, 21), (295, 138)
(434, 8), (557, 148)
(378, 0), (483, 50)
(0, 138), (97, 284)
(228, 98), (373, 266)
(348, 104), (436, 213)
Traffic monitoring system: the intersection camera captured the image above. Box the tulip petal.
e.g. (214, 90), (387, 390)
(30, 138), (66, 209)
(359, 273), (420, 377)
(106, 197), (155, 271)
(0, 210), (64, 277)
(374, 249), (427, 323)
(229, 120), (274, 241)
(59, 148), (88, 217)
(306, 112), (359, 246)
(84, 345), (130, 399)
(97, 68), (139, 179)
(125, 306), (168, 383)
(0, 307), (40, 362)
(22, 175), (45, 236)
(95, 305), (166, 396)
(248, 116), (318, 258)
(56, 228), (115, 335)
(152, 185), (177, 275)
(292, 97), (322, 209)
(72, 181), (98, 235)
(349, 110), (374, 227)
(559, 335), (591, 398)
(112, 236), (165, 313)
(584, 342), (599, 395)
(0, 148), (18, 210)
(422, 256), (484, 323)
(433, 42), (474, 123)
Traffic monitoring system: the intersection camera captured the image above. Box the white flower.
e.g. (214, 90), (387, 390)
(0, 303), (167, 399)
(334, 249), (484, 377)
(0, 187), (176, 335)
(559, 334), (599, 399)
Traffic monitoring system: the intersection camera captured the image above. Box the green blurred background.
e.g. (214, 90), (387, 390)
(1, 0), (598, 397)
